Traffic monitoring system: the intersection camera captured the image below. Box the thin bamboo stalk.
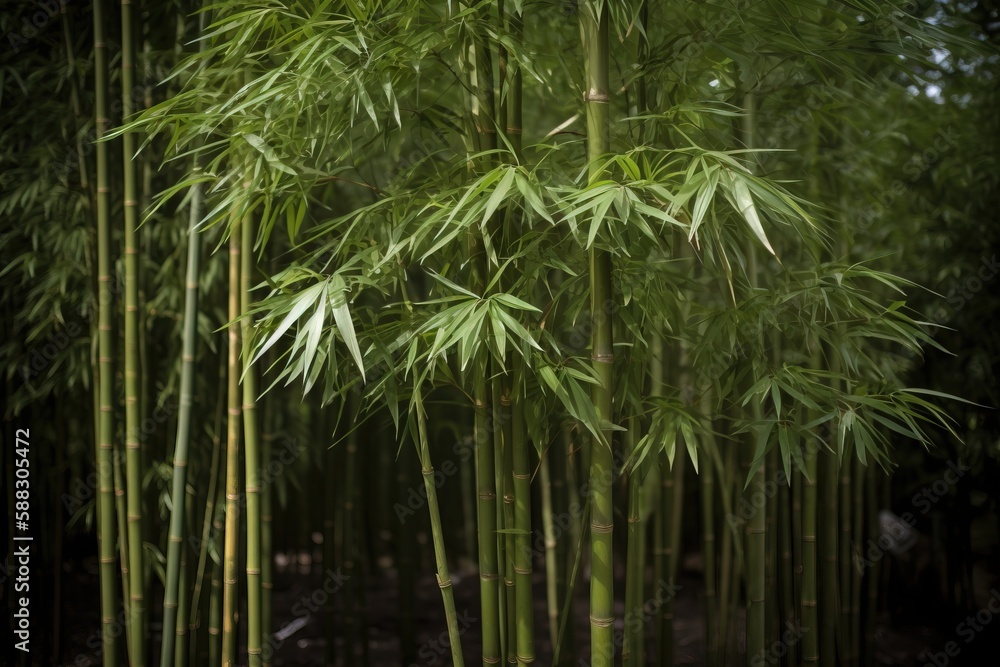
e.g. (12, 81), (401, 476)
(778, 470), (795, 667)
(324, 418), (337, 665)
(700, 396), (719, 666)
(343, 400), (360, 664)
(175, 502), (192, 667)
(740, 89), (766, 667)
(622, 416), (644, 667)
(839, 451), (852, 662)
(261, 415), (273, 666)
(801, 442), (819, 665)
(415, 399), (466, 667)
(92, 0), (118, 662)
(222, 219), (243, 667)
(242, 213), (263, 667)
(189, 353), (226, 664)
(113, 442), (132, 664)
(850, 459), (865, 666)
(161, 171), (203, 667)
(820, 451), (839, 667)
(539, 445), (559, 652)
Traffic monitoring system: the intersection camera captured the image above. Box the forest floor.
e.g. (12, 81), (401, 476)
(54, 548), (993, 667)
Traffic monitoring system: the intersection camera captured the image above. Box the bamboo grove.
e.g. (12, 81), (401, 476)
(1, 1), (998, 667)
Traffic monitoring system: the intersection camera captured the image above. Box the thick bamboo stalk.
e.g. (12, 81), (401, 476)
(511, 361), (534, 666)
(581, 4), (614, 665)
(498, 378), (517, 665)
(222, 219), (243, 667)
(121, 0), (145, 657)
(242, 214), (263, 667)
(474, 360), (501, 666)
(92, 0), (118, 662)
(161, 173), (203, 667)
(209, 539), (223, 667)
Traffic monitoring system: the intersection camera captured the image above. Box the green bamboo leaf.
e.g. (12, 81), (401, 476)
(493, 293), (541, 312)
(253, 281), (325, 364)
(329, 275), (365, 381)
(483, 167), (516, 225)
(730, 174), (775, 255)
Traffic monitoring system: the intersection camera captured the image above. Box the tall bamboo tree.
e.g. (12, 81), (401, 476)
(242, 213), (263, 667)
(581, 3), (615, 665)
(221, 216), (242, 667)
(93, 0), (119, 663)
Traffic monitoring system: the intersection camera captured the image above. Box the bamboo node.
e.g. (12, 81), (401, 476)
(480, 572), (500, 581)
(435, 575), (453, 589)
(514, 566), (532, 575)
(590, 615), (615, 628)
(484, 657), (502, 665)
(584, 92), (611, 103)
(246, 568), (261, 575)
(591, 521), (613, 534)
(515, 655), (535, 664)
(513, 472), (530, 480)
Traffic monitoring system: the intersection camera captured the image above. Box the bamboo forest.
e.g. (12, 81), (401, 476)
(1, 0), (999, 665)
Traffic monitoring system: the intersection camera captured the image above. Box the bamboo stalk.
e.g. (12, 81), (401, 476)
(113, 440), (131, 664)
(850, 459), (865, 666)
(801, 441), (819, 665)
(581, 4), (614, 665)
(700, 396), (719, 666)
(242, 213), (263, 667)
(622, 416), (644, 667)
(511, 360), (534, 666)
(176, 501), (192, 667)
(161, 169), (203, 667)
(121, 0), (145, 657)
(261, 417), (273, 666)
(222, 219), (243, 667)
(839, 450), (852, 663)
(740, 89), (767, 667)
(778, 468), (795, 667)
(190, 353), (226, 664)
(820, 451), (839, 667)
(539, 444), (559, 652)
(92, 0), (118, 662)
(324, 410), (338, 667)
(415, 398), (466, 667)
(498, 377), (517, 665)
